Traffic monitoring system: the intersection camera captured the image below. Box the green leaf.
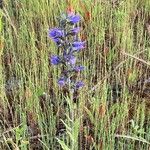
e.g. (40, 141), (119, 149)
(56, 138), (70, 150)
(72, 117), (80, 142)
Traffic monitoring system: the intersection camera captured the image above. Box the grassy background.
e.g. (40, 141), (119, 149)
(1, 0), (150, 149)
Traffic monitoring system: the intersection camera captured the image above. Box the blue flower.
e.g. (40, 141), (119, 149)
(75, 81), (84, 89)
(64, 54), (76, 65)
(67, 14), (81, 24)
(53, 38), (63, 46)
(49, 28), (64, 39)
(72, 41), (85, 51)
(58, 77), (66, 86)
(68, 55), (76, 65)
(74, 66), (84, 72)
(69, 27), (80, 35)
(50, 55), (61, 65)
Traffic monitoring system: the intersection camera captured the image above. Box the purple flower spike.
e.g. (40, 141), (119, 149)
(49, 13), (85, 94)
(74, 66), (84, 72)
(68, 14), (81, 24)
(69, 27), (80, 35)
(51, 55), (61, 65)
(49, 28), (64, 39)
(72, 41), (85, 51)
(75, 81), (84, 89)
(58, 77), (66, 86)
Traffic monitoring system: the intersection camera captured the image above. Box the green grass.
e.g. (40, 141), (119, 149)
(1, 0), (150, 149)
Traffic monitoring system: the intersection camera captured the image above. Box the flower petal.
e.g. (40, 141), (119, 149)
(49, 28), (64, 39)
(50, 55), (61, 65)
(68, 55), (76, 65)
(67, 14), (81, 24)
(75, 81), (84, 89)
(64, 54), (76, 65)
(58, 77), (66, 86)
(69, 27), (80, 35)
(72, 41), (86, 51)
(74, 66), (84, 72)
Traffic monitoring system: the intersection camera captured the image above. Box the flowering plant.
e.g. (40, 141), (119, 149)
(49, 13), (85, 99)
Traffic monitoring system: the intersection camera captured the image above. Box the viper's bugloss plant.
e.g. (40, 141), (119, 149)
(49, 13), (85, 99)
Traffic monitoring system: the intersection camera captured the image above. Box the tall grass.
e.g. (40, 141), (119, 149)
(1, 0), (150, 149)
